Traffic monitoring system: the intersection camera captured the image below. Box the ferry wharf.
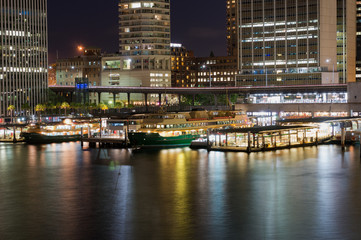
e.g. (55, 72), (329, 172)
(207, 125), (333, 153)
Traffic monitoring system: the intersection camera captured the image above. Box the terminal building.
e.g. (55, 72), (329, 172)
(0, 0), (48, 117)
(235, 0), (356, 86)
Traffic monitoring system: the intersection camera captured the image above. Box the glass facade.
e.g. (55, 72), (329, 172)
(0, 0), (48, 117)
(236, 0), (355, 86)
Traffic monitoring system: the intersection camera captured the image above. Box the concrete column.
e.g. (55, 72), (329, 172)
(144, 93), (148, 110)
(303, 129), (306, 145)
(192, 95), (195, 106)
(214, 94), (218, 106)
(113, 93), (116, 105)
(247, 131), (251, 152)
(98, 92), (101, 104)
(13, 126), (17, 143)
(127, 93), (131, 106)
(288, 130), (292, 146)
(341, 127), (346, 150)
(253, 133), (256, 148)
(226, 133), (228, 147)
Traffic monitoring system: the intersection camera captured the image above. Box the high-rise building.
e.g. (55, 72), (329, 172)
(0, 0), (48, 117)
(356, 0), (361, 82)
(107, 0), (171, 89)
(236, 0), (356, 86)
(226, 0), (238, 57)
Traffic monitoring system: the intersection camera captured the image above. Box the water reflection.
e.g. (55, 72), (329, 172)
(1, 143), (361, 239)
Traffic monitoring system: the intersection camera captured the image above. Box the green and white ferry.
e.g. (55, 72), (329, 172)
(126, 109), (251, 149)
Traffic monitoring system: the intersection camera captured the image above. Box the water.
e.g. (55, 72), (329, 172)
(1, 143), (361, 240)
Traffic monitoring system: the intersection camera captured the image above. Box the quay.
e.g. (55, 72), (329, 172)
(0, 124), (26, 143)
(207, 117), (361, 153)
(207, 125), (331, 153)
(81, 137), (127, 148)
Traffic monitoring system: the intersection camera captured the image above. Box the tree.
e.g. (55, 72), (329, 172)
(35, 104), (46, 121)
(46, 103), (56, 115)
(60, 102), (70, 115)
(7, 105), (15, 123)
(21, 103), (31, 116)
(99, 103), (109, 114)
(114, 101), (124, 113)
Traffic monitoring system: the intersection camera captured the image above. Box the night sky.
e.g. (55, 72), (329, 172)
(48, 0), (227, 63)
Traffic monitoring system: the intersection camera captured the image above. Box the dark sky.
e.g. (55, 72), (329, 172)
(48, 0), (227, 63)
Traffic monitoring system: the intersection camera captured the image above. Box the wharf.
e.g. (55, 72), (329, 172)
(82, 137), (127, 148)
(206, 125), (334, 153)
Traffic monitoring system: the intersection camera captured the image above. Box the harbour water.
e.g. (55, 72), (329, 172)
(1, 143), (361, 240)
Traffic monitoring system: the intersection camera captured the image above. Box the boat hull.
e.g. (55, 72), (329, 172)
(21, 133), (83, 144)
(128, 132), (199, 148)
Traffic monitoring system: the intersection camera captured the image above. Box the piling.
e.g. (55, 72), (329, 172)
(341, 127), (346, 151)
(12, 126), (17, 143)
(80, 127), (84, 147)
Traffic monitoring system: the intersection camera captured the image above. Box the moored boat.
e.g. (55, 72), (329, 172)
(21, 119), (96, 144)
(126, 109), (251, 148)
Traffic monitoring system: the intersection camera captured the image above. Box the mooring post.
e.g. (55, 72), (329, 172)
(341, 127), (346, 151)
(206, 129), (210, 152)
(247, 131), (251, 153)
(80, 127), (84, 147)
(12, 126), (17, 143)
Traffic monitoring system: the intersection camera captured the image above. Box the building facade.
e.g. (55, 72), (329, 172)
(226, 0), (239, 57)
(111, 0), (171, 91)
(171, 43), (194, 87)
(0, 0), (48, 117)
(236, 0), (356, 86)
(56, 48), (102, 104)
(356, 0), (361, 82)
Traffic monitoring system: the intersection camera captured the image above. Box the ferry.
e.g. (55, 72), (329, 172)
(21, 119), (97, 144)
(125, 109), (251, 148)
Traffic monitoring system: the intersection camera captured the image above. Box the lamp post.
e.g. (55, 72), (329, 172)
(202, 65), (212, 87)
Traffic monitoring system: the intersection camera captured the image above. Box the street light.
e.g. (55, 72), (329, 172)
(201, 64), (212, 87)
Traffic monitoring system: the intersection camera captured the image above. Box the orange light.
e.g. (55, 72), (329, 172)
(78, 46), (84, 51)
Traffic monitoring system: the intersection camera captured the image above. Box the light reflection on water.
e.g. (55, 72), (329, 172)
(1, 143), (361, 240)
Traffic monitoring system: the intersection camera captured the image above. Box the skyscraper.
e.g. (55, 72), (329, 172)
(236, 0), (356, 86)
(226, 0), (238, 57)
(356, 0), (361, 82)
(101, 0), (171, 103)
(0, 0), (48, 117)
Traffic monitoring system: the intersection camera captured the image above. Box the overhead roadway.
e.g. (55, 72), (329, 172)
(49, 84), (348, 95)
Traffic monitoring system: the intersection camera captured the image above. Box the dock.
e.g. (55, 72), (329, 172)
(207, 125), (334, 153)
(81, 137), (127, 148)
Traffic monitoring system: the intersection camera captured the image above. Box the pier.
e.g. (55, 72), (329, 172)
(0, 124), (26, 143)
(81, 137), (127, 148)
(207, 125), (331, 153)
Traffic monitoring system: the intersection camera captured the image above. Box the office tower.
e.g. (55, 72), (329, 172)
(226, 0), (238, 57)
(0, 0), (48, 117)
(236, 0), (356, 86)
(356, 0), (361, 82)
